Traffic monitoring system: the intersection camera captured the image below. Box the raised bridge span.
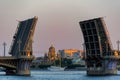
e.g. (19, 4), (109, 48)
(80, 17), (120, 75)
(0, 16), (38, 76)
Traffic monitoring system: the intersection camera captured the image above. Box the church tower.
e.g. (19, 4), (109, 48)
(48, 44), (56, 62)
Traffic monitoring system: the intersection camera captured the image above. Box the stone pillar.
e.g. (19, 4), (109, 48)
(87, 59), (118, 76)
(16, 59), (31, 76)
(16, 51), (34, 76)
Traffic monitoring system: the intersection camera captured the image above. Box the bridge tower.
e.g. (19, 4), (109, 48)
(8, 16), (38, 76)
(80, 17), (120, 75)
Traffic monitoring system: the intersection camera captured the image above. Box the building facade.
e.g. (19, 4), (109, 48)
(58, 49), (81, 59)
(48, 45), (56, 62)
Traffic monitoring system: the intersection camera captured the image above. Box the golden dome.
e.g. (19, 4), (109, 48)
(49, 44), (55, 50)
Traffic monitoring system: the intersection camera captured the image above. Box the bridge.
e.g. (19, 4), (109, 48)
(0, 16), (38, 76)
(79, 17), (120, 75)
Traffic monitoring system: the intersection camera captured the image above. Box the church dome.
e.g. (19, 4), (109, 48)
(49, 44), (55, 50)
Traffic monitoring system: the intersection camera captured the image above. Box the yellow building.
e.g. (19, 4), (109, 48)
(48, 45), (56, 61)
(58, 49), (81, 59)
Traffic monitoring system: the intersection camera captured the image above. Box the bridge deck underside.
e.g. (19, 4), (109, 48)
(9, 17), (38, 57)
(80, 17), (114, 59)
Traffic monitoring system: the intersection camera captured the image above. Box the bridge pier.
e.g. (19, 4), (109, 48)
(16, 58), (32, 76)
(87, 68), (117, 76)
(86, 59), (118, 76)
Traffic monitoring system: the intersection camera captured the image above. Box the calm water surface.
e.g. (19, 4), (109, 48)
(0, 70), (120, 80)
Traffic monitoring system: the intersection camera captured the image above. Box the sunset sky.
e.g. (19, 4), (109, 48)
(0, 0), (120, 56)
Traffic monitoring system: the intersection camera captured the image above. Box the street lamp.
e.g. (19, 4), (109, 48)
(117, 40), (120, 51)
(3, 42), (7, 56)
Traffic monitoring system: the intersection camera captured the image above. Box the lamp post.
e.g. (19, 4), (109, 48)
(3, 42), (7, 56)
(117, 40), (120, 51)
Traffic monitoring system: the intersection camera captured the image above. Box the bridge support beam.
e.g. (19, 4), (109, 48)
(16, 59), (32, 76)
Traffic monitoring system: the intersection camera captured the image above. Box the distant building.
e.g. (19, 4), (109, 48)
(48, 44), (56, 62)
(58, 49), (85, 65)
(31, 57), (51, 69)
(58, 49), (82, 59)
(44, 53), (48, 60)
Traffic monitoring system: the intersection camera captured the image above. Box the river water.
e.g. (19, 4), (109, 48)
(0, 70), (120, 80)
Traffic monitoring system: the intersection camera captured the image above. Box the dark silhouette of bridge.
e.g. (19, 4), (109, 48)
(0, 16), (38, 76)
(80, 17), (120, 75)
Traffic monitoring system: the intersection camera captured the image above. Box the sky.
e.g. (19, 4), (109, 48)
(0, 0), (120, 56)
